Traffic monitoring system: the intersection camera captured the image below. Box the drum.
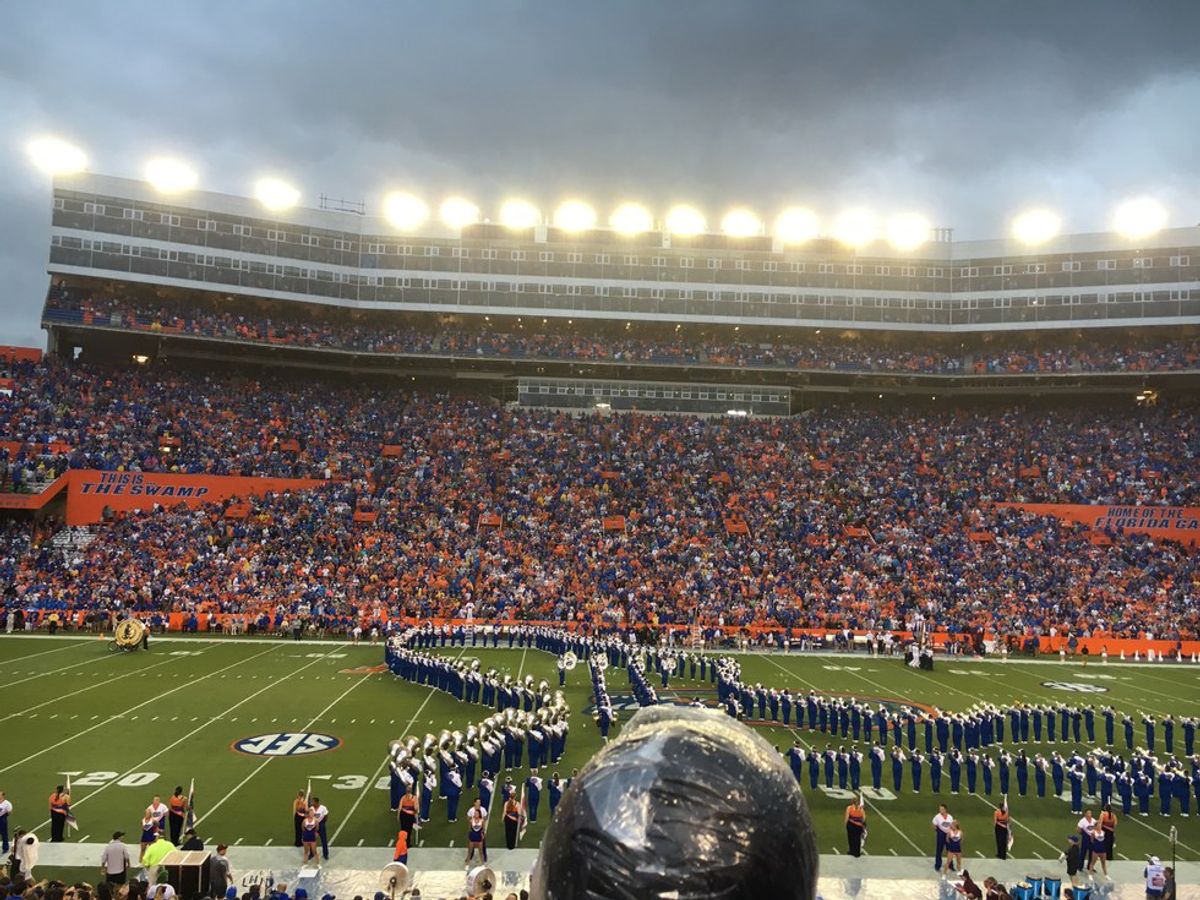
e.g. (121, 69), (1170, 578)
(1042, 876), (1061, 898)
(114, 618), (146, 650)
(1010, 884), (1033, 900)
(1073, 887), (1091, 900)
(1025, 876), (1042, 897)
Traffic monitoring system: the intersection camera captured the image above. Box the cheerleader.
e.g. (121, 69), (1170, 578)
(300, 810), (319, 865)
(139, 813), (157, 859)
(944, 821), (963, 875)
(1087, 823), (1108, 878)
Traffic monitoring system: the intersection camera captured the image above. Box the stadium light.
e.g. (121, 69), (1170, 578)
(254, 177), (300, 211)
(1113, 197), (1166, 240)
(609, 202), (653, 235)
(145, 157), (198, 194)
(721, 208), (762, 238)
(885, 212), (931, 251)
(383, 191), (429, 230)
(553, 200), (597, 232)
(1011, 208), (1060, 245)
(665, 205), (706, 236)
(832, 208), (879, 248)
(27, 137), (87, 176)
(499, 198), (540, 230)
(774, 207), (820, 245)
(440, 196), (480, 230)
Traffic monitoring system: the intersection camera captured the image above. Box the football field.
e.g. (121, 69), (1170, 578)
(1, 634), (1198, 865)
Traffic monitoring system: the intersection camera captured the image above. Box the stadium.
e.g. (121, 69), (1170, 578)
(0, 160), (1196, 899)
(5, 1), (1200, 889)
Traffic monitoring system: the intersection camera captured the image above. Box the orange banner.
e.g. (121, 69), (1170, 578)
(999, 503), (1200, 547)
(0, 346), (43, 364)
(65, 470), (327, 525)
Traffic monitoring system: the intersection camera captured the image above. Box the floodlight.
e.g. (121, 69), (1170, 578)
(774, 207), (819, 244)
(553, 200), (596, 232)
(499, 199), (540, 229)
(1011, 208), (1060, 245)
(440, 197), (480, 230)
(665, 205), (706, 236)
(27, 137), (87, 176)
(145, 158), (197, 194)
(255, 178), (300, 211)
(885, 212), (931, 251)
(832, 208), (879, 248)
(609, 202), (653, 235)
(1113, 197), (1166, 240)
(721, 208), (762, 238)
(383, 192), (429, 230)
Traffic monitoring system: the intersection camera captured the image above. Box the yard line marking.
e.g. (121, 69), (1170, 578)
(265, 838), (272, 846)
(1, 651), (128, 689)
(889, 849), (898, 856)
(0, 639), (94, 665)
(330, 646), (469, 846)
(1032, 851), (1043, 860)
(234, 838), (243, 845)
(1122, 808), (1200, 854)
(26, 645), (339, 831)
(1118, 852), (1130, 860)
(966, 792), (1059, 854)
(357, 839), (364, 847)
(975, 851), (985, 858)
(194, 672), (377, 827)
(1, 644), (281, 777)
(79, 834), (91, 843)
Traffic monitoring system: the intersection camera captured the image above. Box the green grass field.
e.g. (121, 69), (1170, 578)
(1, 634), (1198, 867)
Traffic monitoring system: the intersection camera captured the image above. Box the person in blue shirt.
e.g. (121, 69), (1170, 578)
(787, 741), (804, 783)
(1032, 707), (1044, 743)
(1034, 755), (1047, 798)
(981, 756), (994, 795)
(929, 752), (943, 793)
(966, 752), (979, 794)
(1136, 773), (1152, 817)
(1123, 715), (1135, 751)
(837, 748), (849, 789)
(1163, 717), (1175, 756)
(1015, 752), (1029, 797)
(1184, 717), (1197, 757)
(849, 750), (862, 791)
(910, 751), (925, 793)
(547, 773), (564, 816)
(1144, 716), (1157, 754)
(781, 691), (792, 727)
(891, 748), (905, 793)
(478, 771), (493, 811)
(1102, 706), (1115, 747)
(997, 753), (1011, 796)
(807, 750), (820, 790)
(445, 769), (463, 823)
(823, 746), (836, 788)
(1069, 767), (1085, 815)
(1051, 754), (1066, 797)
(948, 750), (962, 794)
(525, 769), (543, 823)
(1117, 773), (1133, 815)
(870, 745), (884, 791)
(1158, 770), (1173, 817)
(1084, 706), (1096, 744)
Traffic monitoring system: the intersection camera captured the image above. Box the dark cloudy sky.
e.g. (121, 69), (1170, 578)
(2, 0), (1199, 345)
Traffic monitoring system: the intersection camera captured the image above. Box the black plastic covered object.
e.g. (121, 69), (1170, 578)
(530, 705), (819, 900)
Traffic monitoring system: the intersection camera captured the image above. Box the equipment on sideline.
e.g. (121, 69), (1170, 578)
(113, 618), (146, 651)
(467, 866), (496, 896)
(376, 862), (408, 900)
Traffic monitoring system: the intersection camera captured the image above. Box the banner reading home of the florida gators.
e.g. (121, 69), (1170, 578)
(998, 503), (1200, 548)
(66, 470), (327, 525)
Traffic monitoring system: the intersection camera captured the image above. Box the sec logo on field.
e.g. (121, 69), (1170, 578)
(232, 732), (343, 756)
(1041, 681), (1109, 693)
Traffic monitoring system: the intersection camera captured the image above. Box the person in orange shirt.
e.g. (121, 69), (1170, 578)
(167, 786), (188, 845)
(844, 797), (866, 857)
(392, 829), (408, 865)
(48, 784), (71, 843)
(992, 802), (1010, 859)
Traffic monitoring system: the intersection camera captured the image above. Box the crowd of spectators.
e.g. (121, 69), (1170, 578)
(1, 386), (1196, 640)
(1, 359), (1196, 503)
(45, 288), (1200, 375)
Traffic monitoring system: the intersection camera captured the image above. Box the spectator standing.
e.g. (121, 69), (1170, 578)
(100, 831), (130, 884)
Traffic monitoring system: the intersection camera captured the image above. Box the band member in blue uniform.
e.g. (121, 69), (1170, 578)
(525, 769), (543, 823)
(548, 773), (564, 816)
(891, 748), (905, 793)
(870, 744), (884, 791)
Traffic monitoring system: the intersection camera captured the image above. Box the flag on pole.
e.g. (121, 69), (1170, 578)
(64, 774), (79, 832)
(185, 778), (196, 829)
(517, 784), (529, 843)
(304, 778), (312, 810)
(1002, 794), (1014, 851)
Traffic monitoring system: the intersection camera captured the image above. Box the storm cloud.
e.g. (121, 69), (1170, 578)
(1, 0), (1199, 344)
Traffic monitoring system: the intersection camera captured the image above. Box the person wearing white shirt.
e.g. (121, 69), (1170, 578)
(932, 805), (953, 873)
(15, 830), (39, 879)
(311, 797), (329, 859)
(0, 792), (11, 855)
(464, 798), (488, 865)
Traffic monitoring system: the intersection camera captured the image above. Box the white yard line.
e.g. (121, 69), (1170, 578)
(1, 651), (127, 689)
(0, 645), (279, 776)
(966, 792), (1061, 855)
(26, 645), (341, 831)
(0, 638), (93, 664)
(0, 654), (182, 721)
(1122, 811), (1200, 856)
(330, 646), (469, 846)
(194, 672), (376, 828)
